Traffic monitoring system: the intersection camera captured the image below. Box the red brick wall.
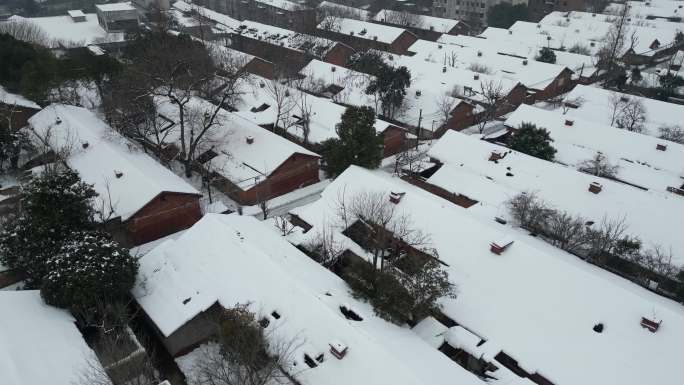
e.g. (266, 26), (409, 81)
(324, 43), (356, 66)
(1, 104), (40, 130)
(502, 84), (528, 113)
(382, 126), (408, 156)
(534, 68), (574, 101)
(227, 153), (320, 206)
(244, 57), (276, 80)
(390, 31), (419, 54)
(126, 192), (202, 245)
(230, 34), (311, 75)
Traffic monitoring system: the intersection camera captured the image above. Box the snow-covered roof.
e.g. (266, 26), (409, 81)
(7, 14), (125, 48)
(156, 96), (317, 190)
(428, 130), (684, 265)
(504, 104), (684, 192)
(386, 53), (523, 106)
(539, 11), (682, 56)
(133, 213), (485, 385)
(290, 165), (684, 385)
(0, 86), (40, 109)
(543, 10), (684, 32)
(233, 75), (396, 144)
(67, 9), (86, 17)
(254, 0), (307, 11)
(438, 33), (597, 78)
(408, 39), (570, 90)
(0, 290), (104, 385)
(318, 1), (371, 20)
(319, 17), (412, 44)
(172, 0), (241, 31)
(373, 9), (461, 33)
(28, 104), (199, 220)
(235, 20), (342, 57)
(95, 2), (136, 12)
(563, 84), (684, 139)
(606, 1), (684, 21)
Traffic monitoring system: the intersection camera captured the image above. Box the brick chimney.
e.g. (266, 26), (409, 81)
(246, 136), (254, 144)
(565, 119), (574, 126)
(656, 143), (667, 151)
(589, 182), (602, 194)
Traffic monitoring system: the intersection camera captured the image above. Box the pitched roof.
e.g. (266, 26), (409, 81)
(320, 17), (412, 44)
(0, 85), (40, 109)
(7, 14), (124, 48)
(0, 290), (104, 385)
(133, 213), (485, 385)
(373, 9), (461, 33)
(28, 104), (199, 220)
(290, 165), (684, 385)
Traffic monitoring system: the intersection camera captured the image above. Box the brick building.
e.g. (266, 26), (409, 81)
(194, 0), (317, 32)
(95, 2), (140, 33)
(0, 86), (41, 131)
(28, 105), (202, 246)
(157, 96), (320, 206)
(317, 17), (418, 55)
(230, 20), (355, 75)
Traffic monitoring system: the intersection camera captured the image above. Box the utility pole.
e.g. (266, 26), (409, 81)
(417, 109), (423, 140)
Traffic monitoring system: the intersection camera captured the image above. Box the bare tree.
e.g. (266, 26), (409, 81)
(186, 304), (300, 385)
(561, 95), (585, 114)
(265, 79), (296, 136)
(658, 124), (684, 144)
(0, 19), (52, 46)
(585, 216), (629, 264)
(507, 192), (554, 234)
(578, 152), (620, 178)
(382, 10), (423, 29)
(274, 215), (295, 236)
(608, 92), (627, 126)
(306, 221), (346, 268)
(476, 80), (506, 134)
(615, 97), (646, 132)
(598, 4), (632, 85)
(435, 92), (457, 128)
(468, 62), (492, 74)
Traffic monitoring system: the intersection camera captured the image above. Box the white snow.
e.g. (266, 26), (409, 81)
(235, 20), (342, 57)
(427, 130), (684, 265)
(234, 75), (398, 144)
(504, 104), (684, 192)
(0, 86), (40, 110)
(94, 2), (136, 12)
(289, 165), (684, 385)
(408, 39), (570, 91)
(28, 104), (199, 220)
(318, 1), (371, 20)
(7, 14), (125, 48)
(412, 316), (448, 348)
(563, 84), (684, 139)
(156, 96), (318, 190)
(0, 290), (105, 385)
(373, 9), (461, 33)
(172, 1), (241, 31)
(320, 17), (411, 44)
(133, 213), (484, 385)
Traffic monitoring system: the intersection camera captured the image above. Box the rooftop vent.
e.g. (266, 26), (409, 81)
(329, 341), (348, 359)
(474, 73), (480, 80)
(81, 141), (89, 149)
(416, 90), (422, 97)
(640, 316), (661, 332)
(339, 305), (363, 321)
(373, 35), (378, 41)
(589, 182), (602, 194)
(55, 117), (62, 125)
(246, 135), (254, 144)
(489, 150), (503, 161)
(565, 119), (574, 126)
(442, 66), (447, 73)
(508, 30), (512, 35)
(490, 237), (514, 255)
(537, 24), (541, 28)
(331, 66), (336, 72)
(593, 323), (604, 333)
(522, 59), (528, 65)
(271, 311), (281, 319)
(114, 170), (123, 179)
(590, 41), (595, 47)
(477, 51), (482, 57)
(656, 143), (667, 151)
(389, 191), (405, 204)
(438, 44), (442, 49)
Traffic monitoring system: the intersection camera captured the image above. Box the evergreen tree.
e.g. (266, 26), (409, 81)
(367, 65), (411, 119)
(536, 47), (557, 64)
(509, 122), (557, 161)
(487, 3), (529, 29)
(0, 170), (97, 287)
(41, 231), (138, 315)
(320, 106), (383, 177)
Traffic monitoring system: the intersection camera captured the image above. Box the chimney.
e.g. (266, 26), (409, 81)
(489, 150), (503, 161)
(442, 66), (447, 73)
(114, 170), (124, 179)
(438, 44), (442, 49)
(331, 66), (336, 72)
(474, 73), (479, 80)
(389, 191), (405, 204)
(477, 51), (482, 57)
(522, 59), (528, 65)
(565, 119), (574, 126)
(329, 341), (348, 359)
(81, 141), (89, 149)
(415, 90), (422, 97)
(656, 143), (667, 151)
(508, 30), (512, 35)
(589, 182), (602, 194)
(246, 135), (254, 144)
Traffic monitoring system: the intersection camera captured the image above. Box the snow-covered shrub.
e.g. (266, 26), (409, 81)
(40, 231), (137, 315)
